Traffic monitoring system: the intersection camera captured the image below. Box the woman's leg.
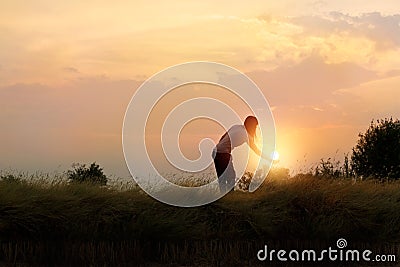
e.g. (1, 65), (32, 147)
(225, 158), (236, 191)
(213, 153), (236, 193)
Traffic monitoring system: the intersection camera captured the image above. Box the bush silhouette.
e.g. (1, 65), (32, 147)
(314, 158), (343, 178)
(0, 174), (23, 184)
(351, 118), (400, 179)
(313, 154), (353, 178)
(67, 162), (108, 185)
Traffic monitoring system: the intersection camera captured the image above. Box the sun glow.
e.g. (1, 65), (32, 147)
(254, 137), (280, 167)
(271, 151), (280, 161)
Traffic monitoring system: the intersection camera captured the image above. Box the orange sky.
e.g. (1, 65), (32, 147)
(1, 1), (400, 177)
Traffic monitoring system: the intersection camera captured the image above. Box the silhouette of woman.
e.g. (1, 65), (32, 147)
(212, 116), (263, 193)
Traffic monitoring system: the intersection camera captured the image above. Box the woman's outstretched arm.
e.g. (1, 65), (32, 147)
(249, 138), (272, 161)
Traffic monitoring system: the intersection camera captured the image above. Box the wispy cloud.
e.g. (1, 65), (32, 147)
(292, 12), (400, 50)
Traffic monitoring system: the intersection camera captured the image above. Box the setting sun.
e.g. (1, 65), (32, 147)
(272, 151), (280, 161)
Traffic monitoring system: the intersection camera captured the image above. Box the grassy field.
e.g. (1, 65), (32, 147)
(1, 170), (400, 266)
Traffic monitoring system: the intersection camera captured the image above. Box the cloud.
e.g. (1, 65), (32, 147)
(1, 10), (399, 85)
(247, 54), (378, 106)
(246, 54), (400, 135)
(0, 77), (142, 176)
(62, 67), (80, 74)
(292, 12), (400, 50)
(333, 75), (400, 123)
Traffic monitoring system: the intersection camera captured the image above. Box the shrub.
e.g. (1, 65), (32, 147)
(0, 174), (22, 184)
(236, 167), (290, 191)
(314, 158), (342, 178)
(236, 171), (253, 191)
(313, 153), (354, 179)
(67, 162), (108, 185)
(351, 118), (400, 179)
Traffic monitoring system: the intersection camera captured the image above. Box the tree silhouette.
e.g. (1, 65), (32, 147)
(67, 162), (108, 185)
(351, 118), (400, 179)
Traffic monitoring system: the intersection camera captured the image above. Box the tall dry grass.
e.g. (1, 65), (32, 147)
(1, 170), (400, 265)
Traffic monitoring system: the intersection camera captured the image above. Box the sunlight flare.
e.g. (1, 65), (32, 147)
(271, 151), (280, 161)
